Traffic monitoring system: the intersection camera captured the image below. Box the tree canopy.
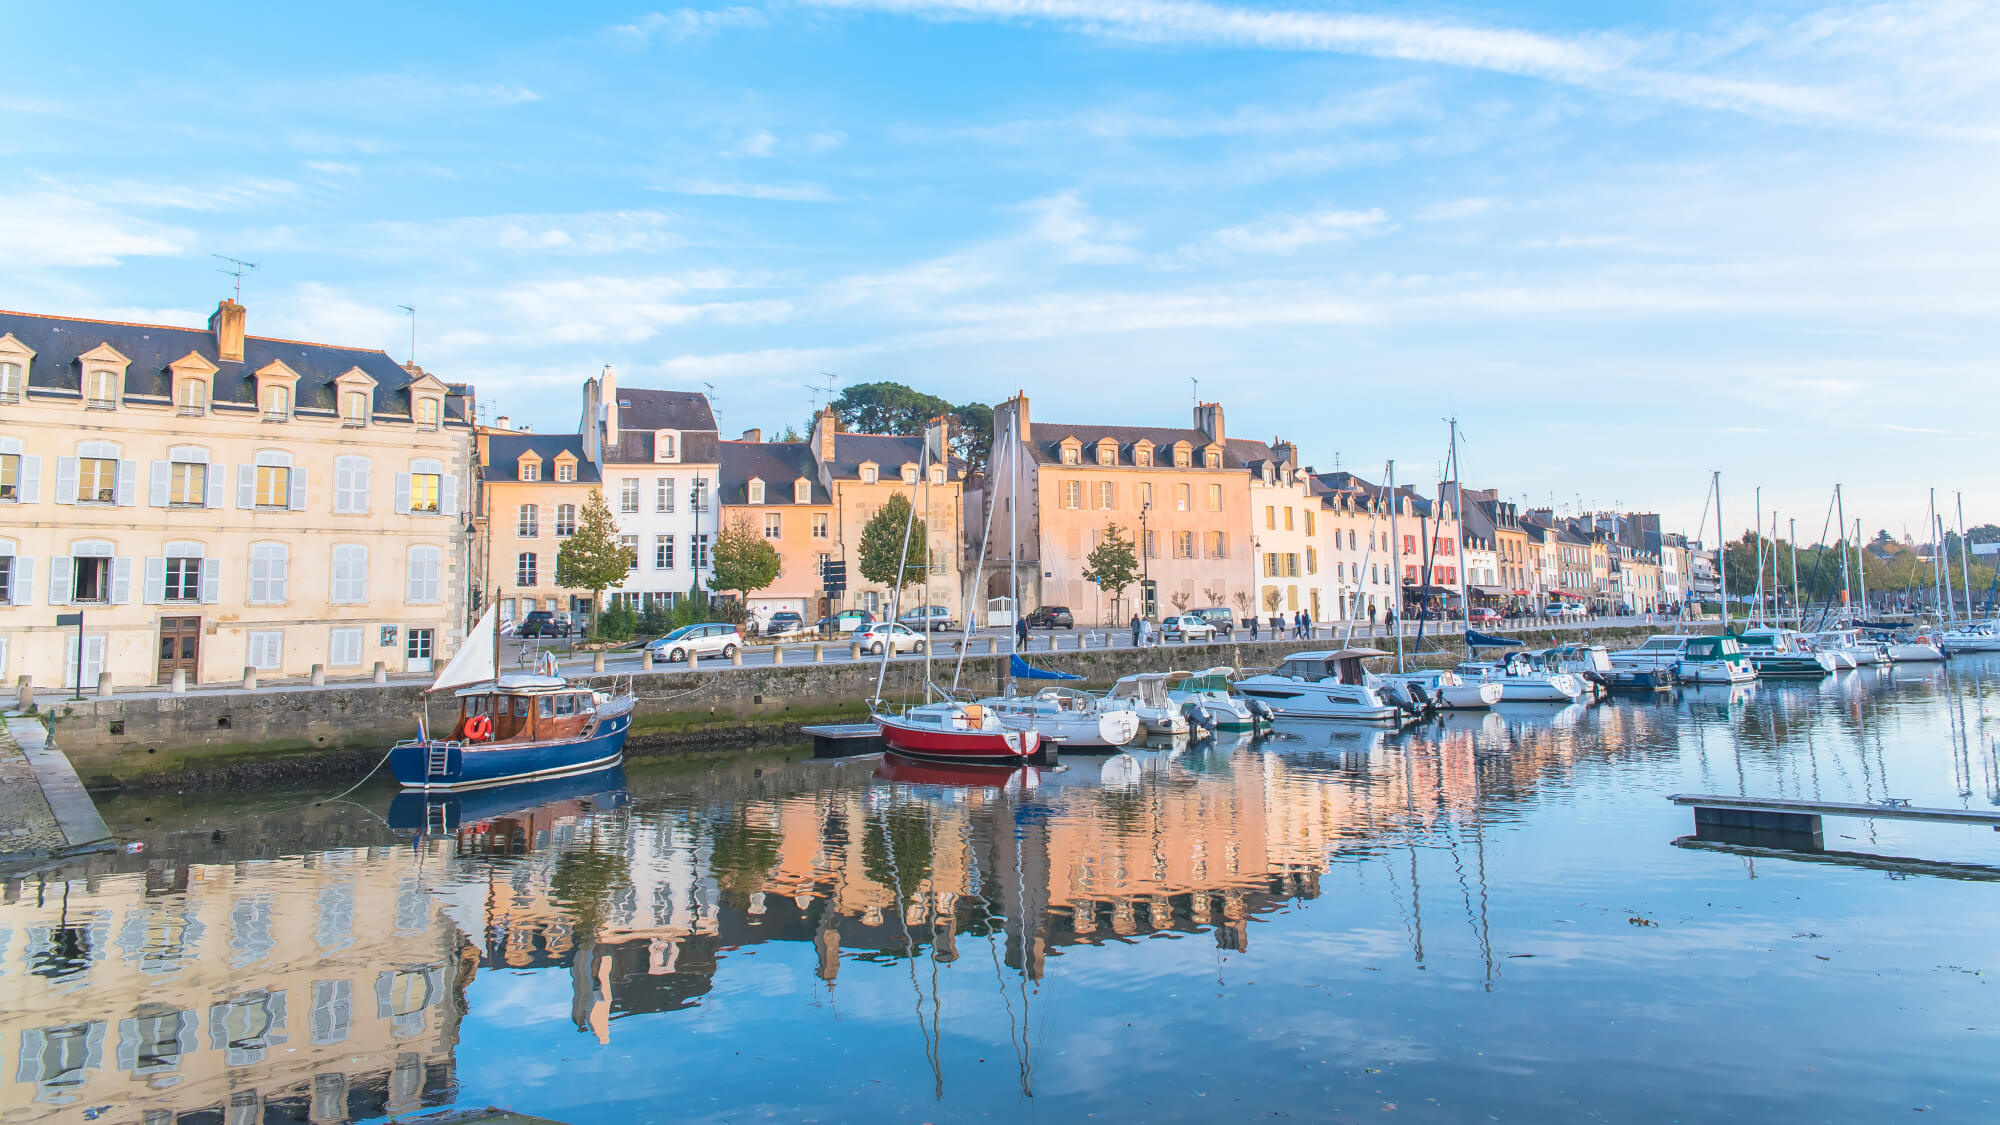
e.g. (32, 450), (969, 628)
(858, 492), (931, 592)
(1083, 523), (1139, 617)
(709, 514), (783, 603)
(822, 380), (995, 475)
(554, 489), (632, 638)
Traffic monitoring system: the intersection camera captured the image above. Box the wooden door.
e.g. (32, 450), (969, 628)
(157, 616), (200, 684)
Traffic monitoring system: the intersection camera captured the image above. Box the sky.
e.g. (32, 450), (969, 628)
(4, 0), (1997, 543)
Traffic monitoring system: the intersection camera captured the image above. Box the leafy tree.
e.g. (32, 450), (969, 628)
(708, 514), (782, 605)
(858, 492), (930, 594)
(820, 380), (995, 475)
(950, 401), (994, 477)
(775, 424), (805, 443)
(710, 814), (782, 910)
(1083, 523), (1139, 620)
(555, 490), (633, 640)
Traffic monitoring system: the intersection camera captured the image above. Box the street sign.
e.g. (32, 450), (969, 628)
(56, 612), (83, 626)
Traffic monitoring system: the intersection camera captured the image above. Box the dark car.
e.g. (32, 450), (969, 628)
(516, 610), (569, 638)
(1024, 606), (1074, 629)
(763, 611), (806, 636)
(1190, 607), (1236, 638)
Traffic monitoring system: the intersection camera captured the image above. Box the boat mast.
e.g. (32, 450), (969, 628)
(923, 420), (934, 701)
(1388, 459), (1404, 672)
(1714, 471), (1727, 632)
(1958, 491), (1974, 622)
(1789, 518), (1800, 627)
(1450, 418), (1468, 639)
(1834, 484), (1851, 622)
(1854, 518), (1868, 621)
(1929, 489), (1941, 619)
(1940, 512), (1957, 624)
(1753, 486), (1765, 625)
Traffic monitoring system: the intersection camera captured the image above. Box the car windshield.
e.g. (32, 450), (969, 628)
(663, 626), (699, 640)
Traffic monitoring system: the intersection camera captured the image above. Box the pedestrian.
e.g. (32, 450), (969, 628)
(1015, 614), (1029, 650)
(1140, 618), (1155, 647)
(1386, 607), (1397, 633)
(1130, 614), (1141, 648)
(1368, 604), (1378, 631)
(1295, 610), (1308, 638)
(1248, 615), (1259, 641)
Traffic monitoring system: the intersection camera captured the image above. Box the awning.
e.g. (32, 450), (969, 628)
(1512, 589), (1532, 597)
(1470, 585), (1509, 597)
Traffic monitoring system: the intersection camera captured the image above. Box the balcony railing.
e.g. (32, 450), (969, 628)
(340, 416), (366, 428)
(86, 397), (116, 411)
(177, 404), (206, 416)
(262, 411), (290, 422)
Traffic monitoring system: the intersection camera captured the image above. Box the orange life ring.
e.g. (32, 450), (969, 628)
(464, 714), (493, 742)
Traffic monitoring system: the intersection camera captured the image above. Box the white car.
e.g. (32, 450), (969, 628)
(856, 622), (928, 656)
(1160, 614), (1217, 642)
(647, 623), (742, 663)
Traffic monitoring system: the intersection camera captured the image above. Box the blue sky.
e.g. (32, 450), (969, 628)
(5, 0), (1997, 539)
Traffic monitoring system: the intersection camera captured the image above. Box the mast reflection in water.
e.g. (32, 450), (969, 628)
(8, 656), (2000, 1123)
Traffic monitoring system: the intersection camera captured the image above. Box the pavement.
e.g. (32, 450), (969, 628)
(1, 712), (116, 874)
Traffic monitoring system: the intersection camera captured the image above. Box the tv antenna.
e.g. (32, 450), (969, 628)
(704, 382), (718, 423)
(213, 254), (258, 301)
(398, 305), (416, 364)
(805, 371), (839, 412)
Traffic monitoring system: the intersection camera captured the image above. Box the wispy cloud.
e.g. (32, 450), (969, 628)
(1021, 190), (1140, 264)
(614, 6), (770, 44)
(0, 194), (192, 267)
(661, 179), (840, 202)
(246, 210), (689, 259)
(1418, 197), (1497, 221)
(1197, 207), (1391, 256)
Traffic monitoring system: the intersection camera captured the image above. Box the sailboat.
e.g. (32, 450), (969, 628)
(388, 601), (636, 790)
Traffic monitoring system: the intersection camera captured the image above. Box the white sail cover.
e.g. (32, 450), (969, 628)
(429, 604), (499, 693)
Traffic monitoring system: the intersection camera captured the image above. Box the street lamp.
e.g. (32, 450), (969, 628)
(1137, 501), (1152, 620)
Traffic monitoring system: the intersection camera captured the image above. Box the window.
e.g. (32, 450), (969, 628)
(1305, 510), (1315, 536)
(901, 465), (917, 484)
(691, 534), (711, 570)
(1266, 505), (1276, 530)
(517, 552), (538, 586)
(0, 452), (14, 502)
(334, 456), (370, 514)
(1061, 445), (1079, 465)
(860, 465), (877, 484)
(341, 390), (367, 426)
(1175, 531), (1195, 558)
(177, 378), (207, 415)
(1205, 451), (1221, 469)
(1135, 447), (1152, 467)
(555, 504), (577, 537)
(791, 479), (810, 504)
(656, 477), (673, 512)
(71, 556), (112, 603)
(621, 534), (639, 571)
(764, 513), (781, 539)
(1173, 446), (1190, 468)
(0, 552), (13, 605)
(556, 461), (575, 483)
(165, 556), (202, 602)
(620, 478), (639, 513)
(415, 398), (440, 430)
(655, 535), (674, 569)
(1137, 482), (1153, 510)
(1211, 531), (1227, 558)
(77, 457), (116, 504)
(330, 545), (368, 604)
(247, 544), (288, 605)
(409, 472), (440, 513)
(1096, 445), (1115, 466)
(657, 432), (678, 460)
(1284, 507), (1294, 531)
(262, 384), (289, 420)
(0, 361), (19, 402)
(1285, 553), (1300, 578)
(1208, 483), (1222, 511)
(406, 546), (442, 603)
(1176, 483), (1190, 511)
(748, 479), (766, 505)
(1307, 547), (1318, 574)
(168, 461), (206, 506)
(812, 513), (828, 539)
(519, 460), (540, 482)
(248, 632), (282, 671)
(1096, 481), (1115, 510)
(255, 464), (290, 508)
(1142, 530), (1157, 559)
(1350, 529), (1358, 551)
(1265, 553), (1279, 578)
(1062, 481), (1081, 509)
(86, 369), (117, 410)
(692, 477), (709, 511)
(518, 504), (539, 536)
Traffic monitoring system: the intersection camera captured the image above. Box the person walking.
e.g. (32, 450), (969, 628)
(1015, 614), (1030, 650)
(1247, 615), (1259, 641)
(1130, 614), (1142, 648)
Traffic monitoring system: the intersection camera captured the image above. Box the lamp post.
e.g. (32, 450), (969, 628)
(1137, 502), (1152, 621)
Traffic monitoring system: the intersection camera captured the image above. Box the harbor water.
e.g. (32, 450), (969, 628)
(7, 657), (2000, 1124)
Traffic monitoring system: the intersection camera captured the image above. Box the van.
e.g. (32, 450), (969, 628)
(1190, 607), (1236, 638)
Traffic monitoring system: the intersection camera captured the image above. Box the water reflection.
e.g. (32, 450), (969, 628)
(9, 657), (2000, 1123)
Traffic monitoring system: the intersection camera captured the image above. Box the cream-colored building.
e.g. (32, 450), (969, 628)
(1247, 445), (1329, 621)
(476, 429), (601, 628)
(0, 300), (474, 688)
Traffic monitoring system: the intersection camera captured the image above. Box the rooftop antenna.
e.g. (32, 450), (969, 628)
(804, 371), (839, 413)
(1190, 376), (1199, 406)
(212, 254), (258, 302)
(398, 305), (416, 364)
(704, 381), (718, 424)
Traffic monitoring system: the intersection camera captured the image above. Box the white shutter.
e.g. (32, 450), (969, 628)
(55, 456), (77, 504)
(10, 556), (30, 605)
(49, 556), (70, 604)
(331, 628), (361, 667)
(111, 557), (132, 604)
(272, 546), (289, 603)
(115, 459), (138, 506)
(200, 558), (220, 604)
(149, 462), (171, 507)
(86, 636), (104, 685)
(64, 635), (77, 688)
(143, 557), (166, 604)
(17, 455), (39, 503)
(394, 473), (411, 514)
(439, 475), (458, 517)
(206, 463), (226, 508)
(237, 465), (256, 508)
(289, 469), (307, 511)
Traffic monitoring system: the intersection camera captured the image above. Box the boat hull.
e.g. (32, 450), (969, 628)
(1747, 655), (1834, 678)
(1679, 660), (1757, 684)
(390, 709), (631, 791)
(874, 715), (1038, 762)
(1886, 643), (1944, 663)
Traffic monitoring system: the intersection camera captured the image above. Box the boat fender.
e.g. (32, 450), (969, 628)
(463, 714), (493, 742)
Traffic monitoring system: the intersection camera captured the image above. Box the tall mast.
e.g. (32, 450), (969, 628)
(1010, 404), (1019, 661)
(1940, 513), (1957, 623)
(1789, 518), (1800, 626)
(1388, 460), (1404, 672)
(1958, 492), (1974, 622)
(1450, 418), (1468, 638)
(1753, 486), (1765, 624)
(1834, 484), (1851, 620)
(923, 421), (934, 699)
(1930, 489), (1944, 621)
(1714, 471), (1728, 631)
(1854, 519), (1868, 621)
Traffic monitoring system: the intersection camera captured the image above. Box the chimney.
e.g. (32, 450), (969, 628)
(1273, 438), (1297, 467)
(812, 405), (838, 465)
(601, 365), (619, 446)
(209, 298), (246, 363)
(741, 427), (762, 443)
(495, 415), (511, 431)
(1194, 401), (1224, 444)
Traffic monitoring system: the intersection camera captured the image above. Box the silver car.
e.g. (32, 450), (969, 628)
(856, 622), (928, 656)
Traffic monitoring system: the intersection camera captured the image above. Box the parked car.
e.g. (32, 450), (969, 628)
(816, 609), (874, 636)
(1023, 605), (1074, 629)
(1189, 607), (1236, 638)
(1470, 607), (1502, 624)
(762, 611), (807, 637)
(516, 610), (569, 638)
(646, 623), (742, 663)
(896, 605), (958, 632)
(856, 622), (928, 656)
(1160, 614), (1217, 642)
(1555, 603), (1587, 619)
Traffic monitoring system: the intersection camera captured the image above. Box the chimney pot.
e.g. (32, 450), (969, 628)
(741, 427), (762, 443)
(209, 298), (246, 363)
(495, 415), (511, 431)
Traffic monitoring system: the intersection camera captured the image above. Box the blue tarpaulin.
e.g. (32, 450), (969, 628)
(1011, 654), (1085, 680)
(1466, 629), (1525, 649)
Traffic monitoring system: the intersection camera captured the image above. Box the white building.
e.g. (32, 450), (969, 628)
(579, 369), (722, 613)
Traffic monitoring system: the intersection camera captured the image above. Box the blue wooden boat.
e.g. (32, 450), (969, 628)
(386, 766), (630, 834)
(389, 604), (636, 790)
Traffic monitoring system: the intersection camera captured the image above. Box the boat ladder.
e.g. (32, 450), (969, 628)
(425, 801), (450, 836)
(424, 741), (458, 778)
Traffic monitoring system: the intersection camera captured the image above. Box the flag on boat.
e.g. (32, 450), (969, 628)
(1465, 629), (1524, 649)
(1010, 654), (1084, 680)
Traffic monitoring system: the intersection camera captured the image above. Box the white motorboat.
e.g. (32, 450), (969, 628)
(1807, 629), (1881, 667)
(1735, 629), (1840, 677)
(1611, 633), (1757, 685)
(1877, 629), (1944, 663)
(1456, 652), (1586, 702)
(1375, 668), (1501, 710)
(1233, 649), (1405, 721)
(1167, 667), (1275, 731)
(1104, 672), (1190, 735)
(979, 686), (1142, 750)
(1940, 622), (2000, 653)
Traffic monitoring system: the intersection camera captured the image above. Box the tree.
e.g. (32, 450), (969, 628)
(775, 424), (805, 443)
(858, 492), (930, 595)
(1169, 590), (1192, 613)
(1083, 523), (1139, 621)
(555, 490), (632, 640)
(709, 514), (782, 605)
(950, 401), (994, 477)
(821, 380), (996, 475)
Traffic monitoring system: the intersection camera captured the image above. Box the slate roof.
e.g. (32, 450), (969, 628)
(1024, 421), (1264, 468)
(604, 387), (721, 464)
(0, 308), (468, 423)
(828, 433), (961, 482)
(486, 433), (600, 484)
(717, 441), (830, 505)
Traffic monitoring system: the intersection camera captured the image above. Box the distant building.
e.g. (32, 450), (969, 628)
(580, 370), (722, 615)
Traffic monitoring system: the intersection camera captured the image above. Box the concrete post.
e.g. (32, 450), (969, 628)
(850, 641), (863, 661)
(641, 649), (654, 672)
(241, 667), (258, 691)
(814, 643), (826, 663)
(372, 662), (388, 684)
(309, 664), (326, 687)
(593, 651), (606, 674)
(170, 668), (187, 694)
(771, 645), (785, 665)
(17, 675), (33, 712)
(729, 647), (743, 667)
(95, 672), (114, 698)
(687, 649), (702, 672)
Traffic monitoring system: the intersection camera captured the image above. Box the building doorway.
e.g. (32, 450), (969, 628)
(157, 616), (200, 685)
(1141, 579), (1157, 619)
(406, 628), (435, 675)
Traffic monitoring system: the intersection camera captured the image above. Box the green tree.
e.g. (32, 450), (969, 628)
(820, 380), (995, 475)
(555, 489), (632, 640)
(708, 514), (783, 605)
(950, 401), (994, 477)
(858, 492), (930, 594)
(1083, 522), (1139, 620)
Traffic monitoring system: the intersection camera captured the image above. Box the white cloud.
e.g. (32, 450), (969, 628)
(1418, 197), (1497, 222)
(1021, 190), (1140, 264)
(0, 194), (192, 268)
(662, 179), (840, 202)
(249, 210), (688, 259)
(731, 130), (780, 157)
(804, 130), (848, 152)
(614, 6), (770, 43)
(1200, 207), (1391, 256)
(63, 176), (304, 213)
(305, 161), (361, 176)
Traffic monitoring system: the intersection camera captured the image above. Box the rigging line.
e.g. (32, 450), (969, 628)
(873, 463), (922, 706)
(951, 431), (1006, 694)
(1804, 489), (1839, 632)
(875, 798), (943, 1095)
(1339, 463), (1398, 649)
(1012, 815), (1035, 1097)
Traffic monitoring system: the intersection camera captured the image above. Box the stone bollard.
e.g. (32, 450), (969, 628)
(685, 649), (700, 672)
(95, 672), (114, 698)
(242, 666), (258, 691)
(730, 647), (743, 667)
(771, 645), (784, 665)
(310, 664), (326, 687)
(170, 668), (187, 694)
(593, 651), (606, 674)
(372, 662), (388, 684)
(850, 641), (863, 661)
(641, 649), (654, 672)
(18, 675), (34, 712)
(814, 643), (825, 663)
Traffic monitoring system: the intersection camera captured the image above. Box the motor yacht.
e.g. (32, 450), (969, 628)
(1167, 667), (1276, 730)
(1104, 672), (1191, 735)
(1233, 650), (1406, 721)
(978, 685), (1142, 750)
(1374, 668), (1501, 710)
(1612, 633), (1757, 685)
(1456, 651), (1586, 703)
(1735, 628), (1839, 677)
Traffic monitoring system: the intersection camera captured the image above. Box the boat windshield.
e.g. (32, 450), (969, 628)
(1717, 637), (1743, 656)
(1273, 659), (1334, 681)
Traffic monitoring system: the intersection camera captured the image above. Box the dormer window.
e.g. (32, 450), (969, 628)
(415, 397), (440, 430)
(1172, 443), (1191, 468)
(1134, 444), (1153, 468)
(1096, 441), (1117, 466)
(1261, 464), (1273, 483)
(86, 369), (118, 410)
(341, 390), (368, 427)
(929, 465), (945, 485)
(748, 479), (766, 505)
(901, 464), (918, 485)
(794, 478), (811, 504)
(176, 378), (208, 416)
(654, 430), (680, 463)
(556, 460), (576, 483)
(1205, 450), (1222, 469)
(0, 361), (20, 403)
(519, 458), (540, 483)
(860, 463), (878, 484)
(262, 384), (290, 421)
(1060, 443), (1080, 465)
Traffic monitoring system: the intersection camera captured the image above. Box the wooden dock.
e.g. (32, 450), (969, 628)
(802, 723), (885, 759)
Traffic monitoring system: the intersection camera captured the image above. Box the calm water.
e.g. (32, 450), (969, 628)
(8, 658), (2000, 1125)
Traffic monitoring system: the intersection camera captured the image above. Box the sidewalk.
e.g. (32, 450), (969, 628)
(1, 712), (115, 873)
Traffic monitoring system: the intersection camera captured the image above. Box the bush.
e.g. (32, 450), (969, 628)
(638, 602), (670, 637)
(597, 603), (638, 642)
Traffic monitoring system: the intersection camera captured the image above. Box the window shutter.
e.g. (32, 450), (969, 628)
(149, 462), (170, 507)
(350, 457), (373, 513)
(289, 470), (308, 511)
(206, 464), (226, 508)
(333, 459), (353, 513)
(10, 556), (30, 605)
(200, 558), (220, 604)
(237, 465), (256, 509)
(143, 557), (166, 604)
(394, 473), (410, 513)
(273, 548), (289, 602)
(111, 557), (132, 604)
(85, 636), (105, 685)
(49, 556), (70, 604)
(439, 475), (458, 517)
(115, 459), (138, 506)
(17, 455), (39, 503)
(64, 635), (78, 688)
(54, 456), (77, 504)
